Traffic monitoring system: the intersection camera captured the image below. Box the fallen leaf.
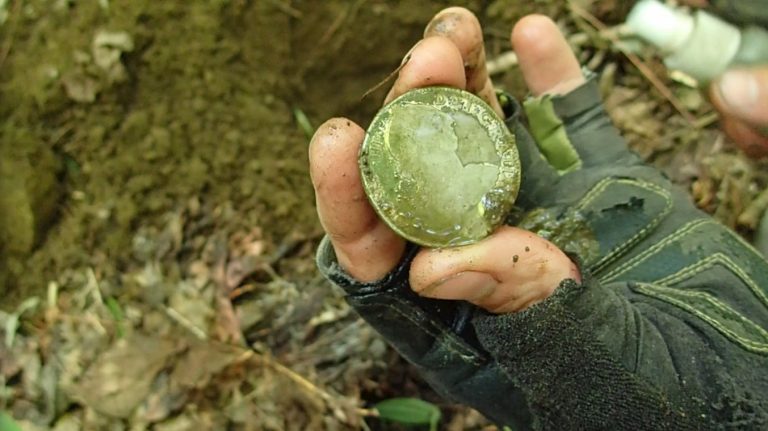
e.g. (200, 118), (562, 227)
(61, 72), (100, 103)
(67, 334), (183, 418)
(170, 340), (243, 389)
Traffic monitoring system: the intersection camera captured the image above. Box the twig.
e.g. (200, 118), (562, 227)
(361, 54), (410, 101)
(487, 51), (519, 76)
(163, 306), (207, 340)
(229, 283), (258, 300)
(664, 112), (719, 141)
(299, 0), (366, 76)
(568, 1), (697, 125)
(47, 281), (59, 311)
(86, 268), (104, 306)
(240, 349), (378, 419)
(84, 312), (108, 336)
(318, 0), (367, 47)
(266, 0), (302, 19)
(45, 281), (60, 323)
(694, 112), (719, 129)
(739, 186), (768, 228)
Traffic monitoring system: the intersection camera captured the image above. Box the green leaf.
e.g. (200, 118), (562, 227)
(0, 412), (22, 431)
(105, 297), (126, 338)
(374, 397), (441, 429)
(292, 107), (314, 141)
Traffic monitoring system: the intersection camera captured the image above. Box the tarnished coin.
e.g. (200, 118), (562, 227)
(360, 86), (521, 248)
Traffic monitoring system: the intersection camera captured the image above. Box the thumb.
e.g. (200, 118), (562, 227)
(409, 226), (580, 313)
(712, 67), (768, 127)
(711, 67), (768, 157)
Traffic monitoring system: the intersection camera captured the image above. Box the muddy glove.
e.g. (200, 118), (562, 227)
(311, 10), (768, 429)
(316, 72), (768, 429)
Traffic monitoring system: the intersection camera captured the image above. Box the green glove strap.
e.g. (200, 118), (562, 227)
(523, 95), (582, 174)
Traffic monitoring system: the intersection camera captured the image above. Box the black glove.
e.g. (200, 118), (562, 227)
(317, 76), (768, 430)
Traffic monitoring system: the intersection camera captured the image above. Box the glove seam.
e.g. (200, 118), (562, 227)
(376, 297), (485, 365)
(600, 218), (712, 283)
(317, 235), (419, 295)
(575, 177), (674, 274)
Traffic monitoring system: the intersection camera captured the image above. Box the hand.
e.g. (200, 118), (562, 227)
(311, 6), (768, 428)
(680, 0), (768, 157)
(309, 10), (581, 313)
(710, 67), (768, 157)
(311, 7), (768, 429)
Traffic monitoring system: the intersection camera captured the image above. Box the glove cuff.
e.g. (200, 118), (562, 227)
(472, 274), (702, 430)
(316, 235), (418, 296)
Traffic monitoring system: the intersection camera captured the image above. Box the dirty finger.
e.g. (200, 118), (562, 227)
(309, 118), (406, 281)
(383, 36), (466, 105)
(424, 7), (503, 116)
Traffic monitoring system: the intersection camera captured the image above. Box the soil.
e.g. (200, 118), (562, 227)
(1, 0), (766, 430)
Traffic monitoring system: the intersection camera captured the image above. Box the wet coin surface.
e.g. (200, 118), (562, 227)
(360, 86), (520, 247)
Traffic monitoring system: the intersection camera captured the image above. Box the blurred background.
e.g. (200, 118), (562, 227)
(1, 0), (766, 429)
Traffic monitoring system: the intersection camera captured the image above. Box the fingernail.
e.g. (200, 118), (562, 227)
(718, 70), (760, 119)
(425, 11), (460, 36)
(418, 271), (497, 301)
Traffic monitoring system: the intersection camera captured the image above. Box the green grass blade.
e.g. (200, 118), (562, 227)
(374, 397), (441, 427)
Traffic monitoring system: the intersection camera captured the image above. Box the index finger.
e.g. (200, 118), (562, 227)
(309, 118), (406, 282)
(424, 7), (503, 116)
(383, 35), (466, 105)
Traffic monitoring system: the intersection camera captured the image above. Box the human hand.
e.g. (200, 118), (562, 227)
(709, 67), (768, 157)
(680, 0), (768, 156)
(311, 6), (768, 429)
(309, 10), (582, 313)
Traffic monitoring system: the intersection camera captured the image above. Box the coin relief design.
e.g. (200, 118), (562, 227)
(360, 87), (521, 247)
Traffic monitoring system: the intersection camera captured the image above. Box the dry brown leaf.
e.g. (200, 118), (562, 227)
(67, 334), (183, 418)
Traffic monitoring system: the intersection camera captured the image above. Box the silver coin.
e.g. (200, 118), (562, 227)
(360, 86), (521, 247)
